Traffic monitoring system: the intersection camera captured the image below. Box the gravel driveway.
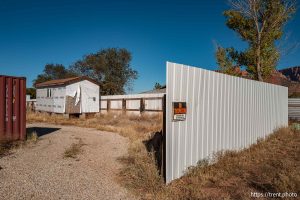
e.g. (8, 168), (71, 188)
(0, 123), (135, 200)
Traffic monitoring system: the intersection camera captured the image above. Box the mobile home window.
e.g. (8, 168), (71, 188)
(47, 89), (52, 97)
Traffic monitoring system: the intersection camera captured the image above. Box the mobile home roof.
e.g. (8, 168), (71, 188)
(35, 76), (99, 88)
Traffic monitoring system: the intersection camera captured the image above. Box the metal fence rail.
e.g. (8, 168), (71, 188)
(101, 93), (165, 114)
(165, 62), (288, 183)
(288, 98), (300, 120)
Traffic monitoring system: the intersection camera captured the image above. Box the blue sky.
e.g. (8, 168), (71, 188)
(0, 0), (299, 93)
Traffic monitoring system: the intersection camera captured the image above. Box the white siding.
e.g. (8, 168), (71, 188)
(53, 87), (66, 113)
(36, 87), (66, 113)
(66, 80), (99, 113)
(166, 62), (288, 183)
(36, 80), (99, 114)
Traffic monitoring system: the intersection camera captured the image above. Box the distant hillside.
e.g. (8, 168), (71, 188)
(216, 66), (300, 96)
(279, 66), (300, 82)
(230, 66), (300, 97)
(265, 69), (300, 97)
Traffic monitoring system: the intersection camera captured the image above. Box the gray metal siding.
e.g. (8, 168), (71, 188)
(288, 98), (300, 120)
(166, 62), (288, 183)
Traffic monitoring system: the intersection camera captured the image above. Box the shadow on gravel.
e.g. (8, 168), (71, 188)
(26, 127), (61, 137)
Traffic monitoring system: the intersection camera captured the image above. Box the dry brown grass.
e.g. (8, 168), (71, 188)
(118, 141), (165, 197)
(27, 112), (300, 199)
(158, 127), (299, 200)
(115, 115), (299, 200)
(27, 111), (162, 141)
(64, 138), (85, 159)
(26, 131), (38, 143)
(118, 127), (300, 200)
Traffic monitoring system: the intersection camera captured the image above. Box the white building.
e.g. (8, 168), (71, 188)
(36, 76), (100, 115)
(26, 95), (36, 111)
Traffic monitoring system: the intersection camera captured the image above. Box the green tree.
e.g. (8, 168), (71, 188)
(70, 48), (138, 95)
(216, 46), (243, 76)
(216, 0), (296, 81)
(154, 82), (163, 90)
(33, 64), (75, 86)
(26, 88), (36, 99)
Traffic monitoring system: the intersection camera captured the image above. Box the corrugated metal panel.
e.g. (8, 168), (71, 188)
(288, 98), (300, 120)
(19, 79), (26, 140)
(166, 62), (288, 183)
(0, 77), (5, 136)
(0, 75), (26, 141)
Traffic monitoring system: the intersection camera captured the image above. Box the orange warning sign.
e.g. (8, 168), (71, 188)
(173, 102), (187, 121)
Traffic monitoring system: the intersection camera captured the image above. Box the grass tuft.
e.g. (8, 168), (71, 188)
(64, 139), (85, 159)
(0, 141), (13, 158)
(26, 131), (38, 143)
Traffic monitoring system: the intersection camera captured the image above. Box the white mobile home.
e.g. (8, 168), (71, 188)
(36, 77), (100, 115)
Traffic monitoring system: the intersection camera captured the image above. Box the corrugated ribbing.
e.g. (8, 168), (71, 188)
(166, 62), (288, 183)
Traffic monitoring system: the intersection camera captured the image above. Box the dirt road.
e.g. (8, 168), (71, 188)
(0, 123), (135, 200)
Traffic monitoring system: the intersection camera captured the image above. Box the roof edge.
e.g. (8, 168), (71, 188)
(35, 76), (100, 88)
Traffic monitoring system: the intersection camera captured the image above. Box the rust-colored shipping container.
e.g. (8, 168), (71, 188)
(0, 75), (26, 141)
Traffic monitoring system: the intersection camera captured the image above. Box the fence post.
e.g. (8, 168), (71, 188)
(107, 100), (111, 112)
(161, 97), (164, 112)
(122, 99), (126, 114)
(140, 98), (145, 114)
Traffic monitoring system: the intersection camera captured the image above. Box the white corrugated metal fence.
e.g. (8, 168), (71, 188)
(165, 62), (288, 183)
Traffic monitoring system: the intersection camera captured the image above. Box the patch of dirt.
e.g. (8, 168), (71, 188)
(0, 123), (135, 200)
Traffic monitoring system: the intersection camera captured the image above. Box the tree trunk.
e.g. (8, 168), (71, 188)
(256, 53), (263, 81)
(257, 35), (263, 81)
